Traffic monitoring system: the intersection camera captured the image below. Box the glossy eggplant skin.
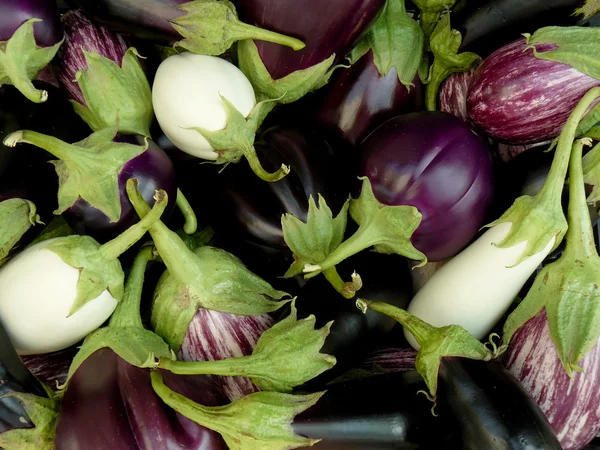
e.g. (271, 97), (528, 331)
(294, 372), (455, 449)
(236, 0), (386, 79)
(316, 50), (423, 146)
(55, 348), (228, 450)
(62, 134), (178, 243)
(359, 112), (494, 261)
(67, 0), (186, 43)
(0, 0), (62, 46)
(438, 358), (562, 449)
(293, 252), (413, 387)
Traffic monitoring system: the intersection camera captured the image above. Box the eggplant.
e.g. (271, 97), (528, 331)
(236, 0), (386, 80)
(360, 347), (417, 374)
(439, 68), (475, 123)
(504, 311), (600, 450)
(359, 111), (494, 261)
(0, 0), (62, 47)
(467, 38), (600, 144)
(22, 347), (77, 388)
(315, 49), (423, 146)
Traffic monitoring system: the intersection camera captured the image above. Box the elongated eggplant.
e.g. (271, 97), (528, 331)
(360, 347), (417, 374)
(22, 347), (77, 388)
(0, 0), (62, 47)
(315, 50), (422, 146)
(467, 39), (600, 144)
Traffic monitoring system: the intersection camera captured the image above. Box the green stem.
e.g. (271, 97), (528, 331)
(3, 130), (77, 160)
(99, 189), (168, 261)
(425, 72), (443, 111)
(420, 11), (441, 41)
(322, 267), (355, 299)
(109, 246), (154, 329)
(240, 142), (290, 182)
(357, 298), (436, 346)
(158, 355), (250, 376)
(564, 139), (597, 259)
(231, 22), (305, 51)
(176, 188), (198, 235)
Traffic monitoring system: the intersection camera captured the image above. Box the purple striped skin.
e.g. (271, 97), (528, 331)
(236, 0), (386, 80)
(22, 346), (77, 388)
(0, 0), (62, 47)
(439, 68), (475, 123)
(360, 347), (417, 374)
(316, 49), (423, 146)
(504, 310), (600, 450)
(179, 310), (274, 402)
(467, 38), (600, 144)
(55, 9), (128, 105)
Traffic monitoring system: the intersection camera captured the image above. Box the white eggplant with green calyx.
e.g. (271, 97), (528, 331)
(405, 87), (600, 349)
(125, 179), (290, 353)
(0, 188), (169, 355)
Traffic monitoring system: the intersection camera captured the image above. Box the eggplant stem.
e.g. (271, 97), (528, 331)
(176, 188), (198, 234)
(158, 355), (249, 377)
(230, 21), (305, 51)
(99, 187), (168, 261)
(309, 226), (374, 274)
(322, 267), (356, 299)
(240, 142), (290, 182)
(2, 130), (75, 160)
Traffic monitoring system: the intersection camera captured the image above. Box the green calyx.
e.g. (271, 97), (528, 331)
(151, 370), (323, 450)
(348, 0), (424, 89)
(412, 0), (458, 39)
(503, 139), (600, 377)
(583, 141), (600, 203)
(0, 199), (42, 266)
(157, 299), (336, 392)
(189, 96), (289, 182)
(237, 39), (336, 104)
(425, 14), (480, 111)
(126, 179), (290, 351)
(575, 0), (600, 19)
(171, 0), (304, 55)
(42, 188), (169, 317)
(0, 19), (63, 103)
(72, 47), (153, 137)
(27, 216), (74, 249)
(486, 87), (600, 265)
(3, 126), (148, 223)
(357, 299), (492, 399)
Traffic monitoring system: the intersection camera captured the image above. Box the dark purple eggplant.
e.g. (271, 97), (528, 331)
(0, 0), (62, 46)
(315, 49), (423, 146)
(467, 38), (600, 144)
(453, 0), (594, 57)
(236, 0), (386, 80)
(359, 111), (494, 261)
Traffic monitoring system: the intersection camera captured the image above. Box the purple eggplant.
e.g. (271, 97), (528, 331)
(0, 0), (62, 47)
(236, 0), (386, 80)
(467, 38), (600, 144)
(439, 68), (475, 123)
(360, 347), (417, 374)
(504, 311), (600, 450)
(359, 111), (494, 261)
(22, 347), (77, 388)
(315, 49), (423, 146)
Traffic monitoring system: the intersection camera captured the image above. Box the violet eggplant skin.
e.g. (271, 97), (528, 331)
(439, 68), (475, 123)
(66, 0), (186, 43)
(504, 311), (600, 450)
(22, 347), (76, 389)
(235, 0), (386, 79)
(62, 134), (178, 243)
(293, 372), (456, 450)
(291, 251), (413, 388)
(315, 50), (423, 147)
(467, 38), (600, 145)
(55, 348), (228, 450)
(0, 0), (62, 47)
(359, 111), (494, 261)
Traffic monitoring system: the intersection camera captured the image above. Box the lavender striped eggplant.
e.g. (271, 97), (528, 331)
(178, 310), (273, 402)
(467, 38), (600, 144)
(360, 347), (417, 374)
(439, 68), (475, 123)
(22, 347), (77, 388)
(504, 310), (600, 450)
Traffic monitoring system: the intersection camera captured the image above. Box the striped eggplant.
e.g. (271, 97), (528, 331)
(439, 68), (475, 123)
(467, 38), (600, 144)
(504, 310), (600, 450)
(178, 310), (273, 402)
(22, 347), (76, 388)
(360, 347), (417, 374)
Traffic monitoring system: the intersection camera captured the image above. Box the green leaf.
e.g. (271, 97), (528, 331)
(159, 300), (336, 392)
(0, 393), (58, 450)
(425, 14), (481, 111)
(282, 195), (349, 277)
(237, 39), (335, 104)
(74, 47), (153, 137)
(583, 141), (600, 203)
(0, 199), (41, 265)
(27, 216), (74, 249)
(3, 127), (148, 222)
(151, 370), (323, 450)
(0, 19), (63, 103)
(171, 0), (304, 55)
(412, 0), (458, 38)
(525, 26), (600, 81)
(575, 0), (600, 19)
(348, 0), (424, 87)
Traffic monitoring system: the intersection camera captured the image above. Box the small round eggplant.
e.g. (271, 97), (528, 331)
(62, 135), (178, 243)
(0, 0), (62, 47)
(359, 111), (494, 261)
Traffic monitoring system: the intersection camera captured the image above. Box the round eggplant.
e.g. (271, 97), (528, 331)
(0, 0), (62, 47)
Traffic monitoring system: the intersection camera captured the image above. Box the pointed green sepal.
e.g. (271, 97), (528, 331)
(0, 199), (41, 265)
(3, 126), (148, 222)
(73, 47), (153, 137)
(27, 216), (74, 249)
(237, 39), (335, 104)
(583, 141), (600, 204)
(151, 370), (323, 450)
(0, 19), (63, 103)
(171, 0), (304, 56)
(412, 0), (458, 38)
(575, 0), (600, 19)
